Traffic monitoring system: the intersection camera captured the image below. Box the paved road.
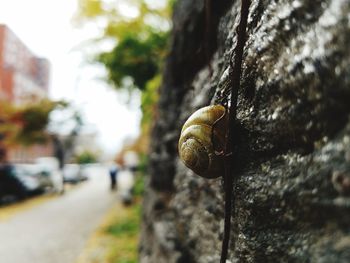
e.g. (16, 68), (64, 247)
(0, 165), (117, 263)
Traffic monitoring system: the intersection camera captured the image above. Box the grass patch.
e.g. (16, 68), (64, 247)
(76, 201), (141, 263)
(105, 204), (140, 263)
(106, 217), (138, 237)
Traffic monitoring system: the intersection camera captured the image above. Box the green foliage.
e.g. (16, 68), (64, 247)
(76, 0), (173, 159)
(76, 0), (171, 91)
(0, 99), (67, 146)
(136, 152), (149, 175)
(15, 100), (56, 145)
(99, 31), (168, 90)
(75, 150), (98, 164)
(133, 174), (144, 196)
(132, 154), (148, 197)
(141, 74), (161, 128)
(77, 0), (104, 18)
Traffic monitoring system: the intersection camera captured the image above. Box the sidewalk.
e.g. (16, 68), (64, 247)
(0, 168), (117, 263)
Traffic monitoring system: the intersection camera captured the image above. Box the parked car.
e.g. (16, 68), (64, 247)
(0, 164), (42, 204)
(15, 164), (53, 192)
(35, 157), (64, 193)
(13, 165), (43, 193)
(63, 164), (88, 184)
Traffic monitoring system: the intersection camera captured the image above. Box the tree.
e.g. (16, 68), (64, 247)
(75, 150), (98, 164)
(75, 0), (173, 156)
(99, 31), (168, 90)
(76, 0), (171, 91)
(48, 105), (84, 165)
(0, 99), (66, 147)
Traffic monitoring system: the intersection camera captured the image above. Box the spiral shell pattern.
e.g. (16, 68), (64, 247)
(178, 105), (228, 178)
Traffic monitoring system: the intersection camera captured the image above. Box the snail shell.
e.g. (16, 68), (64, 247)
(178, 105), (228, 178)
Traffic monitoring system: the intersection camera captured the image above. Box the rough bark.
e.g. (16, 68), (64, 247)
(140, 0), (350, 262)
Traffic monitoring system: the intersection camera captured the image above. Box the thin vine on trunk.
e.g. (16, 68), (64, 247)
(220, 0), (251, 262)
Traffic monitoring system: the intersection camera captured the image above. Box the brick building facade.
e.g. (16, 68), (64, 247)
(0, 24), (50, 104)
(0, 24), (52, 163)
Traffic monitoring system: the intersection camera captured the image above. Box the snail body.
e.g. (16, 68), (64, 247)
(178, 105), (228, 178)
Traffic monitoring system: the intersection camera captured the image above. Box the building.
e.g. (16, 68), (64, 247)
(0, 24), (52, 163)
(0, 24), (50, 104)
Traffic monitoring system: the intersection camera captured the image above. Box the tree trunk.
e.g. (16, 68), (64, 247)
(140, 0), (350, 262)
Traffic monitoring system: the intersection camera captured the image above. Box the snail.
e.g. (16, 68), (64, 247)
(178, 105), (228, 178)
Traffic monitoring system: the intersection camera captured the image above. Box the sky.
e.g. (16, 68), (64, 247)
(0, 0), (142, 158)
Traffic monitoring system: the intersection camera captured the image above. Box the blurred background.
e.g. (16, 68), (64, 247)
(0, 0), (171, 262)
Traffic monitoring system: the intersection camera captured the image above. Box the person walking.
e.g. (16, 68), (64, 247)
(109, 164), (118, 190)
